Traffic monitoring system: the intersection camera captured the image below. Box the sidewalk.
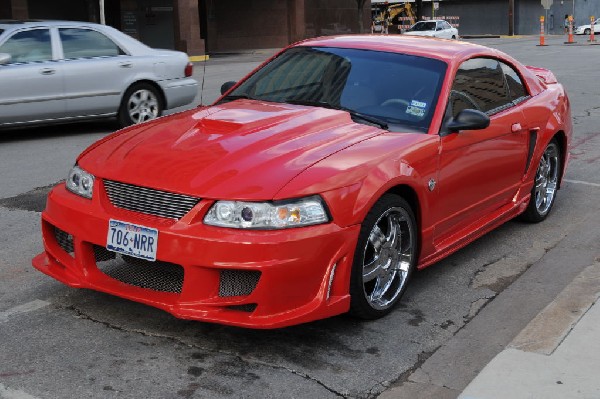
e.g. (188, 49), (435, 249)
(459, 262), (600, 399)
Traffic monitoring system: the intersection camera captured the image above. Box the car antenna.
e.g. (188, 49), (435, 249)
(199, 53), (208, 106)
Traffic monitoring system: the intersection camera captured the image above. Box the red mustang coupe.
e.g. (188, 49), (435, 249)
(33, 36), (572, 328)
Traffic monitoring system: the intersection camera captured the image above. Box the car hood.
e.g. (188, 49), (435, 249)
(79, 100), (383, 200)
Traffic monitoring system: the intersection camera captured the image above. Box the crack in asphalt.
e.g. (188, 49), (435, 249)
(365, 380), (389, 399)
(572, 106), (600, 125)
(467, 256), (506, 289)
(62, 305), (346, 398)
(382, 347), (440, 391)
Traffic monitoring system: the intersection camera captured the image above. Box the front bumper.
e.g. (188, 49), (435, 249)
(33, 183), (359, 328)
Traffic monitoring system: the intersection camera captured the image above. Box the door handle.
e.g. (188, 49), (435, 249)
(40, 68), (56, 75)
(118, 62), (133, 68)
(511, 123), (523, 133)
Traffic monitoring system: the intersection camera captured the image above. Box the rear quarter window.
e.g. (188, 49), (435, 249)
(500, 62), (529, 103)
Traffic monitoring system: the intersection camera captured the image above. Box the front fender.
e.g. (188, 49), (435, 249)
(275, 133), (440, 229)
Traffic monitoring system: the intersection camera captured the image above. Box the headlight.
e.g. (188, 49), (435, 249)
(204, 195), (329, 229)
(66, 165), (95, 199)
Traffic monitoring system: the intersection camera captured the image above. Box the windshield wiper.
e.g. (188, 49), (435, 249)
(285, 99), (337, 109)
(285, 98), (388, 130)
(343, 108), (389, 130)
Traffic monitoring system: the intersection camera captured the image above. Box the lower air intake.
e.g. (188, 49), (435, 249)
(219, 270), (261, 297)
(226, 304), (257, 313)
(54, 227), (74, 255)
(95, 246), (183, 294)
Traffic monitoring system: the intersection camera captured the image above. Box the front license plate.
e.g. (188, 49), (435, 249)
(106, 219), (158, 261)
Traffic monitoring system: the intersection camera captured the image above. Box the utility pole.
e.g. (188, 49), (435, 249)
(99, 0), (105, 24)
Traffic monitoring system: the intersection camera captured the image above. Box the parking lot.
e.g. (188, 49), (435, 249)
(1, 35), (600, 398)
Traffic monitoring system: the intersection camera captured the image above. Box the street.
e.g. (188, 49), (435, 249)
(1, 36), (599, 398)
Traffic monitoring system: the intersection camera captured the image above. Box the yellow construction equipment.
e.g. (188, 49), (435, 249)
(371, 2), (416, 34)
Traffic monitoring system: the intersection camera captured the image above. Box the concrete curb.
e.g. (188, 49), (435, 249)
(509, 261), (600, 355)
(458, 261), (600, 399)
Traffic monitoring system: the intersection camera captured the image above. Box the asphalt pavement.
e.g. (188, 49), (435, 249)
(0, 34), (599, 399)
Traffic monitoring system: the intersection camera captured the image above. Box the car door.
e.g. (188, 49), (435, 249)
(57, 27), (132, 117)
(0, 27), (65, 125)
(435, 21), (450, 39)
(434, 21), (445, 38)
(434, 58), (530, 244)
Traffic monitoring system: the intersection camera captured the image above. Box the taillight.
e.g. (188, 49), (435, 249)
(184, 62), (193, 77)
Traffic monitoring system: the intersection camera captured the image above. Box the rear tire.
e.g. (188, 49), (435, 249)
(349, 194), (417, 320)
(118, 83), (163, 127)
(520, 139), (561, 223)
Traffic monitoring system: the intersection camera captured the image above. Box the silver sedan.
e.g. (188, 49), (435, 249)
(0, 20), (198, 128)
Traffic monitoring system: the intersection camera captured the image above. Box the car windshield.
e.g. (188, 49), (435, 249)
(0, 29), (4, 35)
(410, 22), (437, 31)
(224, 46), (447, 133)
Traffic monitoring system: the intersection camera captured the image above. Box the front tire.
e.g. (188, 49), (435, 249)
(118, 83), (163, 127)
(349, 194), (418, 319)
(584, 28), (591, 35)
(520, 139), (561, 223)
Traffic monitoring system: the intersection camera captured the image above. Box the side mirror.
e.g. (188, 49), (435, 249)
(220, 81), (237, 95)
(444, 109), (490, 134)
(0, 53), (11, 65)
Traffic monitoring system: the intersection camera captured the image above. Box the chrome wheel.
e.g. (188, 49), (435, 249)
(534, 143), (559, 217)
(127, 89), (159, 124)
(361, 206), (414, 311)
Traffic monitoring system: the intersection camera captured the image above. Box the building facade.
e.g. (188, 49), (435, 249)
(0, 0), (370, 55)
(1, 1), (597, 54)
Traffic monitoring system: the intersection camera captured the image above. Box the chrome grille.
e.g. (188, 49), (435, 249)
(219, 270), (261, 297)
(104, 180), (200, 219)
(95, 246), (183, 293)
(54, 227), (74, 255)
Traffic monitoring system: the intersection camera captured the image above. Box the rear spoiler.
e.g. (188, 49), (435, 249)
(526, 66), (558, 85)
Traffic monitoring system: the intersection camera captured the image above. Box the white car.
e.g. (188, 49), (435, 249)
(0, 20), (198, 128)
(574, 18), (600, 35)
(403, 20), (458, 39)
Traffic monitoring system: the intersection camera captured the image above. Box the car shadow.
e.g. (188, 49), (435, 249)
(0, 119), (119, 144)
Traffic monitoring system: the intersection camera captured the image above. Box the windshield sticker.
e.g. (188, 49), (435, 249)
(406, 100), (427, 117)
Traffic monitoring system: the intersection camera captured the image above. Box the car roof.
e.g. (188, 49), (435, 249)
(297, 35), (493, 63)
(0, 20), (106, 31)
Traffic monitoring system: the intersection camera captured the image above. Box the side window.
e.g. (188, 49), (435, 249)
(59, 28), (124, 59)
(0, 29), (52, 63)
(500, 62), (529, 104)
(448, 58), (510, 118)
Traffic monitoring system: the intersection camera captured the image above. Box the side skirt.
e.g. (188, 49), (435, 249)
(417, 194), (530, 270)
